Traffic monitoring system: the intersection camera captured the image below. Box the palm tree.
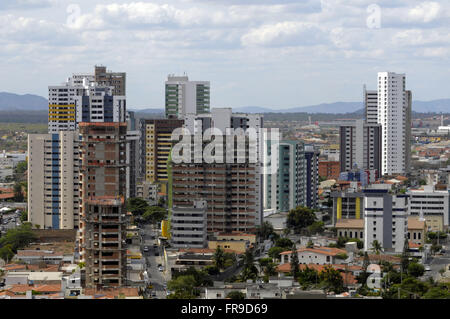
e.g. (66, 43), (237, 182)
(372, 240), (382, 255)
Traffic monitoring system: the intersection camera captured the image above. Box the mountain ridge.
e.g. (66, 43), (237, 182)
(1, 92), (449, 114)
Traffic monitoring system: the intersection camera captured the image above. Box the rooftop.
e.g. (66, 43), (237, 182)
(280, 247), (347, 257)
(335, 219), (364, 229)
(408, 216), (426, 230)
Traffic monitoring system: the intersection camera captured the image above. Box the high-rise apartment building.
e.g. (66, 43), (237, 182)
(165, 75), (210, 119)
(265, 141), (319, 213)
(170, 109), (264, 235)
(373, 72), (412, 175)
(364, 86), (378, 125)
(27, 131), (80, 229)
(78, 122), (128, 289)
(139, 119), (184, 185)
(48, 66), (126, 133)
(94, 65), (126, 96)
(339, 119), (382, 175)
(363, 189), (409, 253)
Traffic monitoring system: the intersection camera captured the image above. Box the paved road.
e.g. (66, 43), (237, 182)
(422, 242), (449, 281)
(141, 224), (169, 299)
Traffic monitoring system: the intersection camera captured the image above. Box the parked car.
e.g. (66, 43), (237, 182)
(425, 265), (431, 271)
(143, 246), (149, 252)
(158, 266), (164, 272)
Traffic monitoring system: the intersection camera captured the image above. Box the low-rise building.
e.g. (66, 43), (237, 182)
(407, 186), (449, 232)
(335, 219), (364, 240)
(171, 200), (207, 249)
(279, 247), (347, 265)
(407, 217), (427, 247)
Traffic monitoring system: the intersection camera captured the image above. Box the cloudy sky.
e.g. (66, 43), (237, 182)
(1, 0), (449, 109)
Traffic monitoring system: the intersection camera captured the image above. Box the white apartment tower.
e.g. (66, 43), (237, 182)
(165, 75), (210, 119)
(28, 131), (80, 229)
(363, 189), (409, 253)
(376, 72), (411, 175)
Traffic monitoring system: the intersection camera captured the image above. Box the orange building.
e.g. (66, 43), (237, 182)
(319, 161), (340, 180)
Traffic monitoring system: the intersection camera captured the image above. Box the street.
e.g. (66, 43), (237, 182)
(140, 223), (169, 299)
(422, 241), (449, 282)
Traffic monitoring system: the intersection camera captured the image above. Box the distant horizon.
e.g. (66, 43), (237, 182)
(2, 91), (450, 112)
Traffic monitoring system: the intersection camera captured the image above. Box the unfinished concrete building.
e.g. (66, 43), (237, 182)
(78, 122), (128, 289)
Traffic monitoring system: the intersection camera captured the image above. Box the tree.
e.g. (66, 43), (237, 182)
(357, 252), (371, 292)
(0, 223), (37, 252)
(260, 261), (277, 282)
(308, 221), (325, 235)
(126, 198), (150, 216)
(298, 266), (319, 289)
(401, 239), (410, 274)
(290, 246), (300, 280)
(257, 221), (275, 241)
(142, 206), (167, 224)
(240, 249), (258, 282)
(172, 267), (212, 287)
(407, 263), (425, 278)
(306, 240), (314, 248)
(0, 244), (14, 262)
(167, 275), (198, 299)
(20, 211), (28, 222)
(14, 161), (27, 176)
(319, 266), (345, 294)
(13, 182), (24, 202)
(213, 246), (226, 270)
(371, 240), (382, 255)
(384, 277), (428, 299)
(268, 246), (285, 261)
(203, 265), (220, 276)
(336, 253), (348, 260)
(226, 291), (246, 299)
(423, 284), (450, 299)
(275, 237), (294, 250)
(286, 206), (317, 234)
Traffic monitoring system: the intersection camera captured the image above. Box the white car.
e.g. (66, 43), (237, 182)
(425, 265), (431, 271)
(158, 266), (164, 272)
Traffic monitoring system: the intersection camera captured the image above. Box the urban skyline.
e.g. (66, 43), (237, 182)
(1, 0), (450, 303)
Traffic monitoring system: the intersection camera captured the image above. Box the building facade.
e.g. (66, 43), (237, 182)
(376, 72), (411, 175)
(165, 75), (210, 119)
(363, 189), (409, 253)
(339, 119), (382, 175)
(28, 131), (80, 230)
(407, 186), (449, 231)
(265, 141), (319, 212)
(78, 122), (128, 289)
(139, 118), (184, 187)
(170, 200), (207, 249)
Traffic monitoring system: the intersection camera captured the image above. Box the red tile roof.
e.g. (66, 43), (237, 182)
(280, 247), (347, 257)
(84, 287), (139, 298)
(7, 284), (61, 294)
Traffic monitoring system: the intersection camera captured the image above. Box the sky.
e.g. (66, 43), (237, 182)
(0, 0), (449, 110)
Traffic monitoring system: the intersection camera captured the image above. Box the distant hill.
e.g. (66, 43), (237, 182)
(1, 91), (449, 115)
(130, 108), (164, 114)
(234, 99), (450, 114)
(0, 92), (48, 111)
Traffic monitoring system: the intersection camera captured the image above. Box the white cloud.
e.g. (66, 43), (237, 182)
(0, 0), (449, 107)
(241, 21), (325, 47)
(407, 2), (441, 23)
